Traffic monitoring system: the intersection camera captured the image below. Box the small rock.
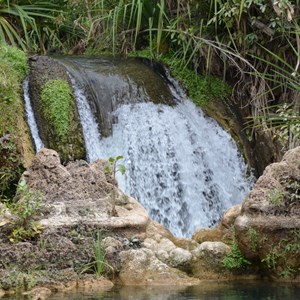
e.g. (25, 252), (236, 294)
(169, 248), (192, 268)
(193, 242), (231, 258)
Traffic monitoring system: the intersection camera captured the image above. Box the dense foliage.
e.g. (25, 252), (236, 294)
(0, 0), (299, 151)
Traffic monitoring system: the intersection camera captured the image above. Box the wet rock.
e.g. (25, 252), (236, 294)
(192, 227), (223, 244)
(192, 205), (242, 245)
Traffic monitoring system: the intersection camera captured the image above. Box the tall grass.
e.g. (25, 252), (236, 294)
(0, 1), (61, 52)
(80, 232), (113, 276)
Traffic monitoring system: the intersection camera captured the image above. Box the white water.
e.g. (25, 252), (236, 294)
(69, 76), (102, 162)
(70, 76), (252, 237)
(97, 102), (252, 237)
(23, 77), (44, 151)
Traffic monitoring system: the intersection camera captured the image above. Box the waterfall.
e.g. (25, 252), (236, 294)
(64, 58), (253, 238)
(69, 75), (102, 162)
(96, 102), (252, 237)
(23, 77), (44, 151)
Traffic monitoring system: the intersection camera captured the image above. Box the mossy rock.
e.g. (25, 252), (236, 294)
(0, 44), (34, 197)
(29, 56), (85, 162)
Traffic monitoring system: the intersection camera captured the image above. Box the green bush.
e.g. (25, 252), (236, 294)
(5, 179), (44, 243)
(223, 242), (251, 270)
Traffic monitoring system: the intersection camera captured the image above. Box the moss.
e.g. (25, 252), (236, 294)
(39, 78), (85, 162)
(40, 79), (73, 141)
(129, 50), (231, 106)
(0, 43), (33, 197)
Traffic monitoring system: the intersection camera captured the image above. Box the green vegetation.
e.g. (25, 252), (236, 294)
(0, 268), (39, 292)
(4, 179), (44, 243)
(262, 236), (300, 276)
(161, 55), (231, 106)
(0, 1), (299, 152)
(222, 242), (251, 270)
(80, 232), (112, 276)
(247, 227), (258, 252)
(0, 43), (29, 198)
(0, 1), (67, 53)
(267, 189), (285, 206)
(104, 156), (126, 216)
(40, 79), (73, 141)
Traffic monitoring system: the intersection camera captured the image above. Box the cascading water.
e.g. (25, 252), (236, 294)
(96, 101), (252, 237)
(23, 77), (44, 151)
(57, 58), (253, 237)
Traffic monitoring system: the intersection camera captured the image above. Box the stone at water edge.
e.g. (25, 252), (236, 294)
(234, 146), (300, 275)
(191, 241), (231, 279)
(192, 204), (242, 244)
(118, 248), (200, 286)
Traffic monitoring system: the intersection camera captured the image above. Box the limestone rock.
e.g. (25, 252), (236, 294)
(169, 247), (192, 269)
(192, 227), (223, 244)
(142, 236), (193, 272)
(172, 237), (199, 252)
(235, 146), (300, 276)
(76, 277), (113, 293)
(0, 289), (4, 298)
(192, 205), (242, 245)
(221, 204), (242, 228)
(191, 241), (231, 279)
(118, 248), (199, 285)
(0, 202), (12, 228)
(22, 148), (149, 230)
(193, 241), (231, 258)
(145, 220), (175, 242)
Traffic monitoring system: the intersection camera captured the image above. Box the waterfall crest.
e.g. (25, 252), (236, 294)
(64, 58), (252, 237)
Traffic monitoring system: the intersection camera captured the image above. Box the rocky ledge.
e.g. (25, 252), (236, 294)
(1, 147), (300, 297)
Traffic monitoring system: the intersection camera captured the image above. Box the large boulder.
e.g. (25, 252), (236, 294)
(22, 148), (148, 229)
(235, 146), (300, 277)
